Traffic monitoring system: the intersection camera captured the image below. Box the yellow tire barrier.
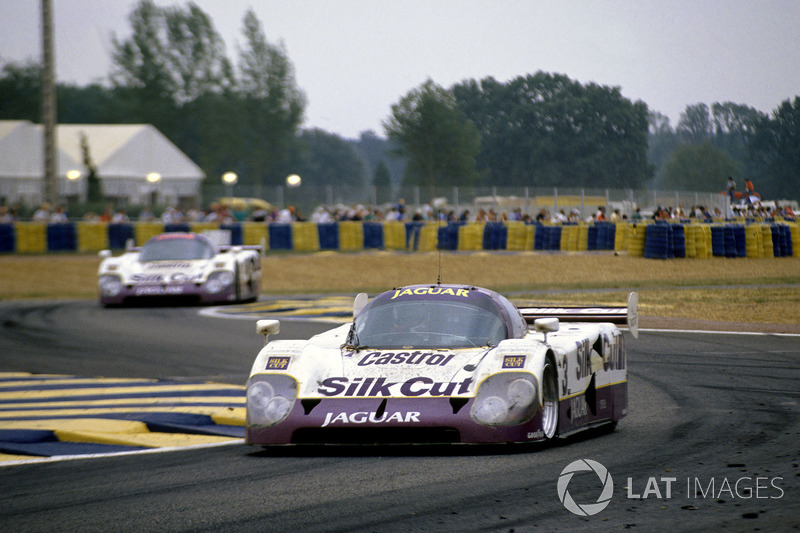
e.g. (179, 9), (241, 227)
(338, 221), (364, 251)
(76, 222), (109, 252)
(242, 222), (268, 247)
(14, 222), (47, 253)
(291, 222), (320, 252)
(457, 223), (484, 251)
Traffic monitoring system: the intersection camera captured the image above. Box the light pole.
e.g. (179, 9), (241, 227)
(222, 171), (238, 198)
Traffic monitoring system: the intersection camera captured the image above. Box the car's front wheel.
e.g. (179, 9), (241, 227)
(541, 359), (559, 439)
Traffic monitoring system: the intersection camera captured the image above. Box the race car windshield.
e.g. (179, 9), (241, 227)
(139, 238), (215, 261)
(353, 299), (508, 349)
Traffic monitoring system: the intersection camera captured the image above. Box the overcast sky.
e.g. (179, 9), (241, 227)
(1, 0), (798, 139)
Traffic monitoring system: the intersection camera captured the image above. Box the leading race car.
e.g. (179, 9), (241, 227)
(245, 284), (638, 446)
(97, 232), (261, 306)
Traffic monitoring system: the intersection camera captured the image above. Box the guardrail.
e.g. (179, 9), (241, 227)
(0, 220), (797, 259)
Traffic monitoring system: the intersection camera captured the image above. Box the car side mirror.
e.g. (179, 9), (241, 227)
(353, 292), (368, 318)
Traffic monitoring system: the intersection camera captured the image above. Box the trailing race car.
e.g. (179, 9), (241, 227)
(97, 232), (261, 306)
(245, 284), (637, 446)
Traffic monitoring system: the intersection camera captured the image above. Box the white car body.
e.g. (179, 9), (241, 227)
(246, 284), (637, 445)
(97, 232), (261, 306)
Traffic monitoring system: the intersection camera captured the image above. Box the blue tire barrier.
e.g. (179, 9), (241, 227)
(46, 223), (77, 251)
(594, 222), (616, 250)
(437, 223), (461, 250)
(405, 222), (423, 251)
(587, 225), (598, 250)
(723, 225), (737, 258)
(164, 223), (191, 233)
(220, 223), (243, 245)
(548, 225), (562, 250)
(108, 223), (135, 249)
(536, 225), (561, 251)
(783, 225), (793, 257)
(644, 224), (672, 259)
(482, 222), (507, 250)
(268, 224), (293, 250)
(362, 222), (384, 249)
(672, 224), (686, 258)
(317, 223), (339, 250)
(771, 224), (792, 257)
(0, 223), (15, 252)
(770, 224), (781, 257)
(733, 225), (746, 257)
(711, 226), (725, 257)
(533, 224), (545, 250)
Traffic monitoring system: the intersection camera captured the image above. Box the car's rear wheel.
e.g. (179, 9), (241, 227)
(541, 359), (559, 439)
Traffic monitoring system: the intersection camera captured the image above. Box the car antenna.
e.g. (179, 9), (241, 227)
(436, 209), (443, 285)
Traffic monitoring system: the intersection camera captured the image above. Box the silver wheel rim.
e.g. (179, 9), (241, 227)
(542, 363), (558, 439)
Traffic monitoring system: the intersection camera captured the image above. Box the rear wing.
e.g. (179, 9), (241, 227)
(219, 245), (262, 253)
(519, 292), (639, 338)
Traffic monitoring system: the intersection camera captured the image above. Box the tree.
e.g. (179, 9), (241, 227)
(111, 0), (233, 104)
(235, 8), (305, 189)
(79, 132), (103, 202)
(384, 79), (481, 189)
(647, 111), (679, 186)
(372, 161), (392, 204)
(351, 130), (405, 189)
(676, 103), (712, 145)
(0, 60), (41, 121)
(661, 142), (739, 192)
(452, 72), (652, 189)
(710, 102), (765, 177)
(748, 97), (800, 199)
(292, 128), (365, 189)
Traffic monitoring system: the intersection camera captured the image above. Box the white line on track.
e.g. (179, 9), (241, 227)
(0, 439), (244, 468)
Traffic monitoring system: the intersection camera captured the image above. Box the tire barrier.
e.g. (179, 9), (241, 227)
(363, 222), (384, 249)
(643, 224), (673, 259)
(0, 223), (16, 252)
(1, 220), (797, 258)
(671, 224), (686, 258)
(268, 223), (293, 250)
(437, 223), (461, 251)
(626, 224), (646, 257)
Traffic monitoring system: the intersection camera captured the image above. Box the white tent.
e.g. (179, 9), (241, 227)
(0, 120), (205, 207)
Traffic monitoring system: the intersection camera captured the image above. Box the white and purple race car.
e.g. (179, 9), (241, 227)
(97, 232), (261, 306)
(246, 284), (638, 445)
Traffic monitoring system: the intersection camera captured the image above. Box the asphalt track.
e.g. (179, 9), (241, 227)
(1, 299), (799, 532)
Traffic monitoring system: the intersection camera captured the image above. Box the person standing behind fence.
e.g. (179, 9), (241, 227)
(726, 176), (736, 202)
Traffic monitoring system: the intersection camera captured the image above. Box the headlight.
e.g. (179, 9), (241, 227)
(204, 270), (235, 294)
(246, 374), (297, 427)
(471, 373), (538, 426)
(99, 275), (123, 297)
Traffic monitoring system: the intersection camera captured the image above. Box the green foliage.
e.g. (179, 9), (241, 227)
(372, 161), (392, 204)
(0, 61), (41, 121)
(292, 129), (365, 188)
(676, 103), (712, 145)
(748, 97), (800, 199)
(79, 133), (103, 202)
(234, 8), (305, 188)
(661, 142), (739, 191)
(351, 131), (405, 188)
(384, 79), (481, 189)
(647, 111), (680, 185)
(110, 0), (233, 104)
(452, 72), (652, 188)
